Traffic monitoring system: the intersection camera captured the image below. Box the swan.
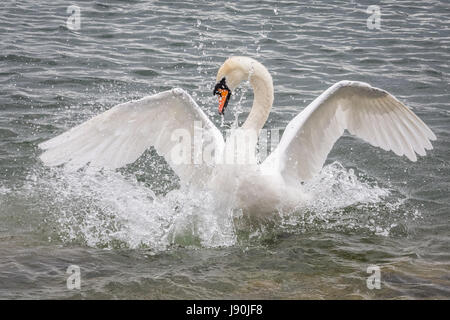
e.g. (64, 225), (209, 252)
(39, 56), (436, 215)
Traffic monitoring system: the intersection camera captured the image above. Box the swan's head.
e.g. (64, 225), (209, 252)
(214, 56), (256, 115)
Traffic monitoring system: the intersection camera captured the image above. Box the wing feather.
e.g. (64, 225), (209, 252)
(262, 81), (436, 183)
(39, 88), (224, 185)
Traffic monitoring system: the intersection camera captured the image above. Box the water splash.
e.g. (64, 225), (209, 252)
(25, 167), (236, 251)
(278, 162), (411, 237)
(22, 161), (415, 251)
(0, 185), (10, 196)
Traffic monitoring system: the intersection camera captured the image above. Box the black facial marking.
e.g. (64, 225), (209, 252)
(213, 77), (230, 95)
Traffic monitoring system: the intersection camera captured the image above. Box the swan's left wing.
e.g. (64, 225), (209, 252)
(39, 88), (224, 186)
(262, 81), (436, 183)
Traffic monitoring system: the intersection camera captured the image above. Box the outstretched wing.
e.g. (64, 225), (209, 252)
(262, 81), (436, 183)
(39, 88), (224, 185)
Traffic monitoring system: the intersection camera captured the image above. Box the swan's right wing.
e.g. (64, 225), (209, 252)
(262, 81), (436, 184)
(39, 88), (224, 186)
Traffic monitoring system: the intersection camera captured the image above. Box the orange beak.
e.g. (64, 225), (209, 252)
(217, 88), (230, 115)
(214, 77), (231, 115)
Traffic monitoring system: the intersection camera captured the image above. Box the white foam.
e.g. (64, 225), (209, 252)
(0, 185), (10, 195)
(24, 160), (408, 251)
(27, 168), (236, 251)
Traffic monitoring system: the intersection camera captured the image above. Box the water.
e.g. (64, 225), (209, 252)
(0, 0), (449, 299)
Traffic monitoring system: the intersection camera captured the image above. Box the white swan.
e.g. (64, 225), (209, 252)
(39, 56), (436, 215)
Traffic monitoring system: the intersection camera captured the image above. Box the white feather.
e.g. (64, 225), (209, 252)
(39, 88), (224, 186)
(262, 80), (436, 183)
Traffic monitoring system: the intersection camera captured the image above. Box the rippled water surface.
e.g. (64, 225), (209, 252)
(0, 0), (449, 299)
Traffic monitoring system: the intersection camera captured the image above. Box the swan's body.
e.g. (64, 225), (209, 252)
(39, 57), (436, 215)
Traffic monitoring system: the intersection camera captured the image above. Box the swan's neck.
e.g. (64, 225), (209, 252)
(241, 63), (274, 133)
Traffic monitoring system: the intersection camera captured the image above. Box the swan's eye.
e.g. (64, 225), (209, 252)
(214, 78), (231, 115)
